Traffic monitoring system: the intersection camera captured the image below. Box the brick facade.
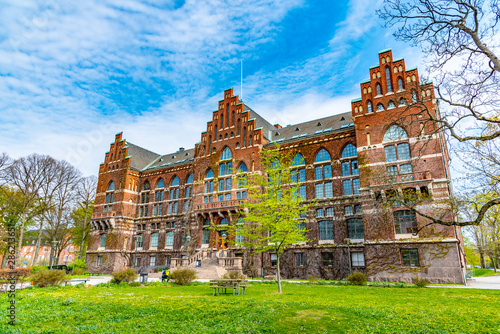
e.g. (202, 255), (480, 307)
(86, 50), (466, 283)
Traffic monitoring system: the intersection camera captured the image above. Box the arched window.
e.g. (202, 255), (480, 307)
(291, 154), (305, 166)
(186, 173), (194, 184)
(220, 113), (224, 129)
(383, 125), (408, 142)
(221, 147), (232, 160)
(156, 178), (164, 189)
(170, 176), (180, 186)
(412, 90), (417, 103)
(219, 218), (229, 225)
(341, 144), (357, 158)
(398, 77), (404, 90)
(386, 67), (392, 92)
(107, 181), (115, 191)
(238, 162), (248, 172)
(399, 98), (407, 106)
(206, 168), (214, 179)
(143, 181), (150, 190)
(367, 101), (373, 113)
(388, 100), (396, 108)
(376, 83), (382, 95)
(314, 149), (331, 163)
(377, 103), (384, 111)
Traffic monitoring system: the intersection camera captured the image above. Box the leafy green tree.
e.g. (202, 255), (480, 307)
(230, 146), (311, 293)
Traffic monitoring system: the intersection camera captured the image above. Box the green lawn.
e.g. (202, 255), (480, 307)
(2, 282), (499, 334)
(473, 268), (500, 277)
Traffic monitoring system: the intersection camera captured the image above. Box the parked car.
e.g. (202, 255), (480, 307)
(485, 266), (493, 269)
(474, 265), (481, 269)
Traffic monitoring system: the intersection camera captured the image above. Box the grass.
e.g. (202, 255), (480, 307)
(473, 268), (500, 277)
(1, 282), (499, 333)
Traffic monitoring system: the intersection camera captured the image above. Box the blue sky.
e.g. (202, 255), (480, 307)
(0, 0), (424, 176)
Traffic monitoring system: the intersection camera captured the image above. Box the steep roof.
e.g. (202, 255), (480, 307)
(243, 104), (277, 140)
(142, 148), (195, 172)
(265, 111), (354, 145)
(126, 142), (161, 171)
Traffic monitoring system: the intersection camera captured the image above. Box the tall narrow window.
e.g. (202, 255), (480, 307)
(243, 127), (247, 147)
(398, 77), (404, 90)
(226, 104), (229, 128)
(99, 234), (107, 249)
(376, 83), (382, 95)
(367, 101), (372, 113)
(150, 232), (159, 248)
(386, 67), (392, 92)
(238, 119), (241, 136)
(318, 220), (334, 241)
(232, 111), (235, 126)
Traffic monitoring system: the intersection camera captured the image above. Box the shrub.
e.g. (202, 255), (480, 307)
(307, 274), (318, 283)
(414, 278), (430, 288)
(347, 271), (367, 285)
(129, 282), (142, 287)
(67, 259), (86, 272)
(71, 268), (88, 276)
(111, 268), (137, 284)
(31, 269), (68, 288)
(32, 266), (48, 273)
(222, 270), (244, 280)
(170, 269), (197, 285)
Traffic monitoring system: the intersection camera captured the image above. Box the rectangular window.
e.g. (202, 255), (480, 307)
(315, 183), (324, 198)
(316, 208), (324, 217)
(150, 232), (159, 247)
(226, 178), (232, 190)
(159, 204), (163, 215)
(236, 192), (241, 199)
(352, 160), (359, 175)
(298, 169), (306, 182)
(295, 253), (305, 266)
(400, 163), (413, 174)
(344, 206), (353, 216)
(184, 201), (189, 212)
(218, 194), (224, 201)
(153, 205), (158, 216)
(322, 252), (333, 266)
(134, 256), (139, 267)
(236, 226), (244, 243)
(185, 186), (191, 198)
(144, 206), (148, 217)
(353, 179), (360, 195)
(242, 191), (247, 199)
(165, 231), (174, 247)
(270, 253), (277, 267)
(150, 256), (156, 267)
(218, 179), (224, 192)
(225, 193), (231, 201)
(291, 170), (298, 183)
(385, 145), (397, 162)
(298, 185), (306, 200)
(219, 163), (225, 176)
(209, 195), (213, 202)
(324, 165), (332, 178)
(342, 180), (352, 195)
(315, 166), (323, 180)
(401, 249), (420, 266)
(318, 220), (334, 240)
(351, 252), (365, 267)
(168, 202), (173, 215)
(394, 210), (418, 234)
(342, 161), (350, 176)
(202, 229), (210, 244)
(324, 182), (333, 198)
(99, 234), (107, 248)
(98, 255), (103, 266)
(387, 165), (398, 175)
(325, 207), (334, 217)
(139, 206), (143, 217)
(347, 218), (364, 239)
(354, 204), (362, 214)
(397, 143), (410, 160)
(173, 202), (178, 214)
(204, 196), (208, 203)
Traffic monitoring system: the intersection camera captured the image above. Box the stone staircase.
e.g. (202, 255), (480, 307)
(171, 249), (243, 280)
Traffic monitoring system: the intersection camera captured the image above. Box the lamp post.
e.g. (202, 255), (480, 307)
(185, 235), (191, 259)
(134, 235), (143, 270)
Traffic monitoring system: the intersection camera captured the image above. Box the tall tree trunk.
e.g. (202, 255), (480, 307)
(78, 207), (89, 260)
(276, 254), (282, 293)
(31, 218), (44, 267)
(479, 250), (486, 268)
(15, 212), (27, 268)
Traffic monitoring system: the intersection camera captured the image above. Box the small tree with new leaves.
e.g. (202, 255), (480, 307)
(231, 145), (312, 293)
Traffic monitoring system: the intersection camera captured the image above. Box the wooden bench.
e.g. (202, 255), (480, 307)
(210, 279), (248, 296)
(65, 278), (90, 286)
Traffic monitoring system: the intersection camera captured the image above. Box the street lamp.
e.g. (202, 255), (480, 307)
(134, 235), (143, 270)
(185, 235), (191, 259)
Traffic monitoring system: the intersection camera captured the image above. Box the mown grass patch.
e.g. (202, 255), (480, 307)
(1, 283), (499, 333)
(473, 268), (500, 277)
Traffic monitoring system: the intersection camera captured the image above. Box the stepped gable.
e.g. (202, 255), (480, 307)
(267, 111), (353, 144)
(243, 104), (277, 141)
(126, 142), (161, 171)
(142, 148), (195, 171)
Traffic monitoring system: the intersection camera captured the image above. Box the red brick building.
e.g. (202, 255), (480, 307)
(87, 50), (466, 283)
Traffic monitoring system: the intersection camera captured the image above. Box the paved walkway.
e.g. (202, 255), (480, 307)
(429, 274), (500, 289)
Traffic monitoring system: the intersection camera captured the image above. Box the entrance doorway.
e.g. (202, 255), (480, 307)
(217, 230), (228, 250)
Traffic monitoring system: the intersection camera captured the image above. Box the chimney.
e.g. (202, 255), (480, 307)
(274, 124), (282, 129)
